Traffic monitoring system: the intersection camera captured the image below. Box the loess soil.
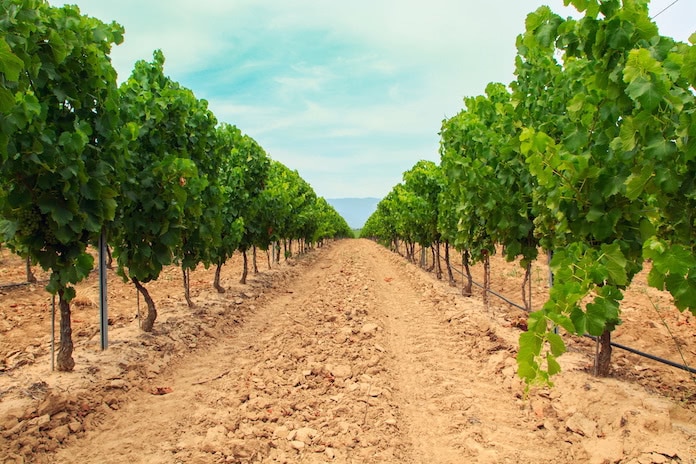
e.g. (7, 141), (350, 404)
(0, 239), (695, 463)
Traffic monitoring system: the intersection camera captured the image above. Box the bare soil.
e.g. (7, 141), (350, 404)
(0, 240), (695, 463)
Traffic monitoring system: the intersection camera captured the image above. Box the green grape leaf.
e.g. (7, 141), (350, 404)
(0, 38), (24, 81)
(624, 48), (662, 82)
(75, 253), (95, 281)
(563, 127), (589, 152)
(601, 242), (628, 286)
(517, 332), (542, 382)
(526, 309), (547, 333)
(516, 361), (538, 383)
(37, 197), (74, 227)
(547, 332), (567, 357)
(585, 295), (620, 336)
(586, 206), (604, 222)
(624, 166), (653, 200)
(585, 304), (607, 336)
(639, 219), (656, 242)
(546, 353), (562, 376)
(519, 331), (543, 359)
(645, 136), (677, 160)
(651, 244), (693, 276)
(569, 307), (587, 336)
(625, 75), (663, 111)
(547, 312), (576, 334)
(0, 88), (14, 113)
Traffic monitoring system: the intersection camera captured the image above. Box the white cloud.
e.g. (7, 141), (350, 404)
(62, 0), (695, 200)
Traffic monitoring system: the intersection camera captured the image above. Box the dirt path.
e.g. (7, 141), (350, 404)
(3, 240), (696, 463)
(368, 246), (533, 463)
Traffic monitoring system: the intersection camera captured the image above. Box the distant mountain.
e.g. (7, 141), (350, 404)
(326, 197), (380, 229)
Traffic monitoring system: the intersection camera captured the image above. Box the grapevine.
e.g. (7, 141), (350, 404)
(364, 0), (696, 387)
(0, 0), (124, 371)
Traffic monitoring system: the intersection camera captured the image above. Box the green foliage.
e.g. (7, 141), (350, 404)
(401, 160), (443, 248)
(644, 238), (696, 312)
(177, 94), (220, 274)
(113, 50), (209, 284)
(231, 133), (271, 253)
(514, 0), (695, 386)
(257, 160), (317, 249)
(210, 123), (247, 267)
(361, 188), (400, 245)
(361, 161), (443, 253)
(0, 0), (124, 299)
(441, 82), (538, 267)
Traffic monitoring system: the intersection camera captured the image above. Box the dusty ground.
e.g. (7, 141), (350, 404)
(0, 240), (695, 463)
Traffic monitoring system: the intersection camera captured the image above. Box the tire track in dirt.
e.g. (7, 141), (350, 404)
(366, 249), (468, 462)
(363, 243), (696, 464)
(363, 243), (556, 463)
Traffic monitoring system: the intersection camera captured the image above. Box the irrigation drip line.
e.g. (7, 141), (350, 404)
(0, 266), (106, 290)
(408, 247), (696, 376)
(457, 267), (528, 312)
(583, 334), (696, 375)
(0, 279), (50, 290)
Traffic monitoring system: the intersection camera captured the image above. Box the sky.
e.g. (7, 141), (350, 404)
(60, 0), (694, 200)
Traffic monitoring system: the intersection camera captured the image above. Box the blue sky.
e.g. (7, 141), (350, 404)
(61, 0), (694, 199)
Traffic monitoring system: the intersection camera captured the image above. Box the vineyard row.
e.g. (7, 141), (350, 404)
(361, 0), (696, 387)
(0, 1), (352, 371)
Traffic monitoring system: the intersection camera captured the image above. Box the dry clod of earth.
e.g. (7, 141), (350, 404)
(0, 240), (695, 463)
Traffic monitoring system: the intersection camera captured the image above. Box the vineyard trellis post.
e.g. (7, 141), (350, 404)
(99, 228), (108, 350)
(51, 295), (55, 372)
(548, 251), (558, 335)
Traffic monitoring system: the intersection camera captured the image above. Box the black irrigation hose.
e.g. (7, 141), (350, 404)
(0, 279), (50, 290)
(0, 267), (103, 291)
(419, 248), (696, 376)
(460, 269), (528, 312)
(583, 334), (696, 375)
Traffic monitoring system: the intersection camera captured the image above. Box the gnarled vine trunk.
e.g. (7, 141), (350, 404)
(595, 329), (612, 377)
(26, 256), (36, 283)
(240, 250), (248, 284)
(182, 267), (193, 308)
(406, 242), (415, 263)
(106, 244), (113, 269)
(462, 250), (473, 296)
(133, 278), (157, 332)
(56, 288), (75, 372)
(444, 242), (455, 285)
(482, 253), (491, 308)
(432, 244), (441, 277)
(213, 261), (225, 293)
(522, 262), (532, 311)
